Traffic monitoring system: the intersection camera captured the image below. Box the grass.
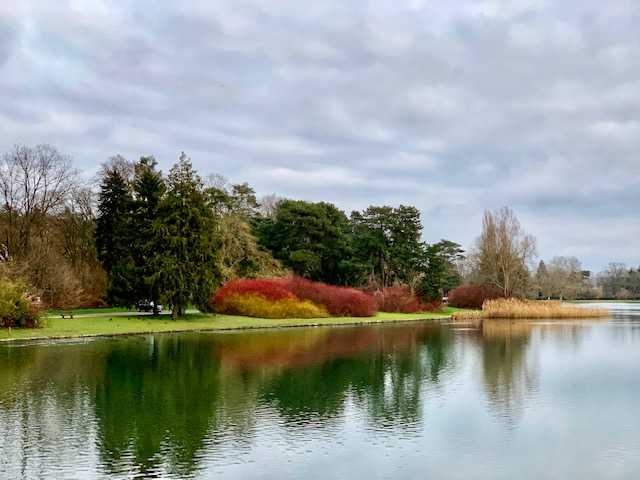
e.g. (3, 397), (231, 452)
(452, 298), (608, 320)
(0, 308), (459, 342)
(47, 307), (131, 316)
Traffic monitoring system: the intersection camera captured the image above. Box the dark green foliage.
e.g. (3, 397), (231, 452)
(420, 240), (464, 300)
(255, 200), (353, 285)
(147, 153), (220, 317)
(349, 205), (425, 288)
(95, 167), (137, 306)
(131, 158), (165, 313)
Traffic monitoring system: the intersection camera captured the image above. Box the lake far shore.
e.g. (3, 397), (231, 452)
(0, 310), (459, 343)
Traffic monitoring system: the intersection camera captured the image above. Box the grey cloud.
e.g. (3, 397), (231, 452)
(1, 0), (639, 272)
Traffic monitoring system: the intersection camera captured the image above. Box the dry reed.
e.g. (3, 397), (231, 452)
(482, 298), (608, 319)
(451, 310), (483, 321)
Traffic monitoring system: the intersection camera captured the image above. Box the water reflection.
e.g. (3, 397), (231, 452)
(1, 309), (639, 479)
(0, 323), (455, 478)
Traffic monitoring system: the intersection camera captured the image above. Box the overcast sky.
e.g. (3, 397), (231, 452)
(1, 0), (639, 272)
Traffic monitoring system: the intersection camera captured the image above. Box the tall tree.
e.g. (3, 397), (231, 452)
(0, 144), (79, 257)
(149, 153), (219, 317)
(256, 200), (353, 284)
(471, 206), (536, 298)
(350, 205), (425, 289)
(205, 180), (286, 283)
(95, 166), (137, 306)
(131, 157), (166, 313)
(544, 256), (583, 300)
(420, 240), (464, 300)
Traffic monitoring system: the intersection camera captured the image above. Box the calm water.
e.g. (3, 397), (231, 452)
(1, 304), (639, 479)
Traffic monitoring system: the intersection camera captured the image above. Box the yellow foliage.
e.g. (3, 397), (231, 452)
(481, 298), (607, 319)
(216, 293), (329, 319)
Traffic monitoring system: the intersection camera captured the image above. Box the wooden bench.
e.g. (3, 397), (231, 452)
(60, 311), (74, 319)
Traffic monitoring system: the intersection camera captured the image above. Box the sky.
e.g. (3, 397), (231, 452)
(1, 0), (639, 273)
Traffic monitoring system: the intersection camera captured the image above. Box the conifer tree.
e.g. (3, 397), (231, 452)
(149, 153), (219, 318)
(95, 167), (137, 306)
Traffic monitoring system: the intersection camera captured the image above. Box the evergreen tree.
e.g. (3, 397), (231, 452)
(95, 167), (137, 306)
(255, 200), (353, 284)
(132, 157), (165, 314)
(349, 205), (426, 289)
(149, 153), (219, 318)
(420, 240), (464, 300)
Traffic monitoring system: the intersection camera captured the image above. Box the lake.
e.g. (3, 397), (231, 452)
(1, 303), (639, 479)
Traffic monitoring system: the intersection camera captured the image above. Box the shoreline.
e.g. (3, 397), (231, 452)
(0, 311), (455, 344)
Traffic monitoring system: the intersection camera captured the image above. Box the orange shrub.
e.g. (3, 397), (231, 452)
(215, 293), (329, 319)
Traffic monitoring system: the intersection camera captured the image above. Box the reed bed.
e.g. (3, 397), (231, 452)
(482, 298), (608, 319)
(451, 310), (483, 321)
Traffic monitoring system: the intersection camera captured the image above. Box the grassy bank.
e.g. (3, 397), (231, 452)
(0, 309), (459, 342)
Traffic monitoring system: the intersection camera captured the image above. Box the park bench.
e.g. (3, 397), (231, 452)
(60, 311), (74, 319)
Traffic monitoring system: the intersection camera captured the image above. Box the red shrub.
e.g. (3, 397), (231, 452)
(373, 286), (422, 313)
(281, 277), (377, 317)
(422, 299), (444, 313)
(213, 278), (294, 305)
(447, 284), (503, 309)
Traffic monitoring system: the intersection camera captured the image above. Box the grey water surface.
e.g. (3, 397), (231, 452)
(1, 303), (639, 479)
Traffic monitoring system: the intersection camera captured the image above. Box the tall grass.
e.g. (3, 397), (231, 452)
(482, 298), (608, 319)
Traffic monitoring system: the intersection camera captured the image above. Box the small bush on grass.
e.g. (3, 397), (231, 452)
(0, 279), (42, 328)
(215, 293), (329, 318)
(213, 278), (294, 304)
(447, 284), (503, 309)
(373, 286), (422, 313)
(282, 277), (377, 317)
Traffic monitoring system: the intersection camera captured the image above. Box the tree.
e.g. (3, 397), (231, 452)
(95, 166), (137, 306)
(597, 262), (630, 299)
(59, 187), (108, 303)
(256, 200), (353, 285)
(471, 206), (536, 298)
(148, 153), (220, 318)
(349, 205), (425, 289)
(131, 157), (166, 314)
(0, 144), (79, 257)
(544, 256), (583, 300)
(420, 240), (464, 300)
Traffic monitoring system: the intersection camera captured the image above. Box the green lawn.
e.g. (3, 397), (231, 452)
(1, 308), (458, 342)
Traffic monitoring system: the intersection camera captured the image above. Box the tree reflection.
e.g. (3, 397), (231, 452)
(94, 335), (225, 478)
(479, 320), (539, 420)
(0, 323), (455, 477)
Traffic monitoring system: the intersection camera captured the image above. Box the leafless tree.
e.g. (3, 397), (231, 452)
(471, 206), (537, 298)
(0, 144), (80, 257)
(542, 256), (583, 300)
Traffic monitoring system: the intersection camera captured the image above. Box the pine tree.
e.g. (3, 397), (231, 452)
(149, 153), (219, 318)
(95, 167), (137, 306)
(131, 157), (165, 314)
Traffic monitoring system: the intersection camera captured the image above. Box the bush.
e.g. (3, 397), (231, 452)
(372, 286), (443, 313)
(215, 293), (329, 319)
(447, 284), (503, 309)
(212, 278), (294, 305)
(0, 279), (42, 328)
(422, 299), (445, 313)
(282, 277), (377, 317)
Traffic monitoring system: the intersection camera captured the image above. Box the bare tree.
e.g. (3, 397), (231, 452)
(543, 256), (583, 300)
(471, 206), (537, 298)
(0, 144), (80, 257)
